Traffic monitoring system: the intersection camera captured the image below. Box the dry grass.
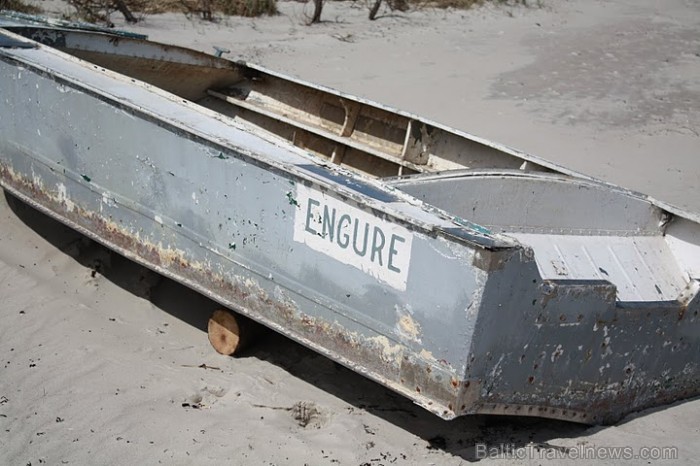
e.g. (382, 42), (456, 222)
(58, 0), (276, 23)
(216, 0), (277, 17)
(148, 0), (277, 17)
(417, 0), (537, 8)
(426, 0), (480, 8)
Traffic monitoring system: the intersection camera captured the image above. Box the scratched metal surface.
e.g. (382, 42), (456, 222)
(1, 28), (699, 424)
(394, 171), (700, 423)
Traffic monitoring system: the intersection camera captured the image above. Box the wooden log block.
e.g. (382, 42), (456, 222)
(208, 309), (250, 356)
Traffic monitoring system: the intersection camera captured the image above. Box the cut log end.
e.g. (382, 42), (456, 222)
(208, 309), (244, 356)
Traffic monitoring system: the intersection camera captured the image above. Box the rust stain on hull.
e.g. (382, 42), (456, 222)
(0, 163), (465, 419)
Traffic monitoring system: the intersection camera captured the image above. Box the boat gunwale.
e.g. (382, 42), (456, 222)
(0, 23), (236, 70)
(388, 168), (697, 226)
(388, 167), (663, 211)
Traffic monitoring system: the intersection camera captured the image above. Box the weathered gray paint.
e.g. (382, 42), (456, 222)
(0, 27), (698, 424)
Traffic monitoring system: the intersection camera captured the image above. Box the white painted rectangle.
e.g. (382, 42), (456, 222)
(293, 184), (413, 291)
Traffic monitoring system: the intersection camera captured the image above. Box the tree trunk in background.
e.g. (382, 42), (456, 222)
(114, 0), (138, 23)
(309, 0), (323, 24)
(368, 0), (382, 20)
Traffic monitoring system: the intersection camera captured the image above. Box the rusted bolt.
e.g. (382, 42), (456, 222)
(541, 282), (556, 296)
(528, 376), (535, 384)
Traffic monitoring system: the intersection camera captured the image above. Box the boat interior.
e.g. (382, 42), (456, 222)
(4, 25), (551, 179)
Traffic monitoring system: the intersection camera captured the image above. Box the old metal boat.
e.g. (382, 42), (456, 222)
(1, 19), (698, 424)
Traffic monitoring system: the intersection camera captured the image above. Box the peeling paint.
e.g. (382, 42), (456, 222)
(56, 182), (75, 212)
(396, 311), (421, 343)
(419, 348), (436, 362)
(550, 344), (564, 363)
(368, 335), (404, 365)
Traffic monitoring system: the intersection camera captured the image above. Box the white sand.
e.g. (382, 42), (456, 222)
(2, 1), (699, 464)
(116, 0), (700, 214)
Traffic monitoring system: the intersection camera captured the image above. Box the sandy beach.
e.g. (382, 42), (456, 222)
(1, 0), (699, 464)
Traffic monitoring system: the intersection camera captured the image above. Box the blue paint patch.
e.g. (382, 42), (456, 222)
(452, 216), (492, 235)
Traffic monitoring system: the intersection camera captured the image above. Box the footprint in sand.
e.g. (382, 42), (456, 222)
(182, 385), (228, 409)
(291, 401), (330, 429)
